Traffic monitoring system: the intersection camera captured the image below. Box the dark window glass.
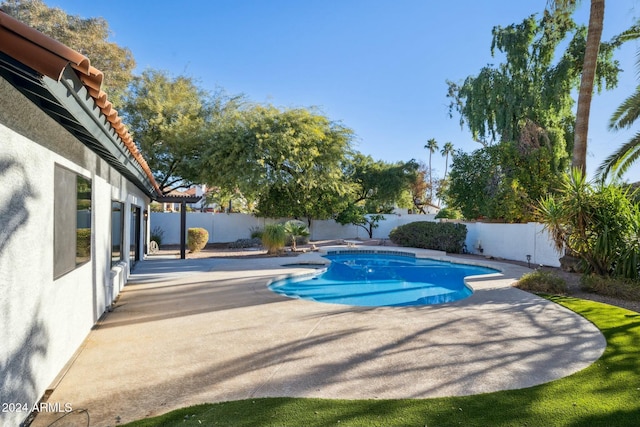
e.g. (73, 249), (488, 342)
(130, 206), (140, 264)
(111, 201), (123, 265)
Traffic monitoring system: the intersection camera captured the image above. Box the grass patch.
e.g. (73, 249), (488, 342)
(515, 269), (567, 294)
(123, 298), (640, 427)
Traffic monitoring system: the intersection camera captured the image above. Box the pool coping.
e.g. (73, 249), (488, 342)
(288, 245), (528, 292)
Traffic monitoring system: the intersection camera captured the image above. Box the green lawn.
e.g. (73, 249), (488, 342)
(124, 296), (640, 427)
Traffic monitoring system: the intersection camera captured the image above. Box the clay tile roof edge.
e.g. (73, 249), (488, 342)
(0, 10), (161, 196)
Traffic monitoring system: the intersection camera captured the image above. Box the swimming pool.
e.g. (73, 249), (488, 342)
(269, 252), (500, 307)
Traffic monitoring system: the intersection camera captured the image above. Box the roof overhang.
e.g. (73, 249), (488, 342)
(0, 10), (161, 198)
(155, 195), (202, 204)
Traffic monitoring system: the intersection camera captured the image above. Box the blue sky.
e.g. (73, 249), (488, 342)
(47, 0), (640, 181)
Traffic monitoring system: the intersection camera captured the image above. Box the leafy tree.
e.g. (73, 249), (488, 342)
(407, 162), (435, 214)
(435, 207), (462, 220)
(121, 69), (241, 193)
(2, 0), (136, 106)
(447, 141), (560, 222)
(204, 187), (255, 213)
(334, 155), (418, 237)
(447, 11), (618, 155)
(202, 105), (355, 221)
(445, 10), (620, 221)
(346, 154), (418, 211)
(334, 204), (385, 239)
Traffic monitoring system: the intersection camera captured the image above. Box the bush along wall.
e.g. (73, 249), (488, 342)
(389, 221), (467, 253)
(187, 228), (209, 253)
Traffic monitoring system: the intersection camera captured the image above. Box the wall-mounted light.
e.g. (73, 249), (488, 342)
(143, 210), (148, 220)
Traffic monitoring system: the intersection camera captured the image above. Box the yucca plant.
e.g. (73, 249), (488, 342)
(536, 169), (640, 279)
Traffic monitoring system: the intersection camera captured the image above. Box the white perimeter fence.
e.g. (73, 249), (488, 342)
(150, 212), (562, 267)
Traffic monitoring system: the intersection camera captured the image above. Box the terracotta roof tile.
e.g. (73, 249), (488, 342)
(0, 10), (161, 195)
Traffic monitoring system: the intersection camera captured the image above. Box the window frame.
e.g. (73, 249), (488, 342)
(111, 200), (124, 266)
(53, 164), (92, 280)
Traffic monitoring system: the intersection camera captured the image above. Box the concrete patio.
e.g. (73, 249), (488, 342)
(31, 247), (606, 426)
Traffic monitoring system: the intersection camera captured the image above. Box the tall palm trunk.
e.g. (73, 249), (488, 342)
(428, 151), (433, 200)
(572, 0), (605, 173)
(444, 153), (450, 177)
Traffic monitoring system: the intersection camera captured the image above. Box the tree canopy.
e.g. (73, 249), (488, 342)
(447, 11), (618, 152)
(445, 10), (620, 222)
(201, 105), (355, 220)
(335, 155), (418, 236)
(2, 0), (136, 107)
(121, 69), (243, 193)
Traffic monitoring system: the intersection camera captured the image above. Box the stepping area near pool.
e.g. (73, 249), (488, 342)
(32, 246), (606, 427)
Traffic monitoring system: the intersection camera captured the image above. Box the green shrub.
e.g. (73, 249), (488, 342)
(150, 225), (165, 246)
(187, 228), (209, 253)
(435, 208), (463, 220)
(515, 270), (567, 294)
(388, 221), (467, 253)
(228, 238), (262, 249)
(581, 275), (640, 300)
(262, 223), (286, 255)
(250, 226), (263, 239)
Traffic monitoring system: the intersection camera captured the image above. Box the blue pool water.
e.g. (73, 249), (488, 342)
(269, 252), (499, 307)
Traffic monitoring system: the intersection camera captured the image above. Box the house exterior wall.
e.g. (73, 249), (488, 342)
(0, 77), (150, 426)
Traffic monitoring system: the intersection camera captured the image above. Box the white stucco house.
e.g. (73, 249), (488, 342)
(0, 11), (164, 426)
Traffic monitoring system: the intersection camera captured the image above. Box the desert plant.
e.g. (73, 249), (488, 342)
(581, 275), (640, 300)
(283, 220), (310, 251)
(389, 221), (467, 253)
(261, 223), (286, 255)
(187, 228), (209, 253)
(249, 226), (264, 239)
(515, 270), (567, 294)
(150, 225), (165, 246)
(228, 238), (262, 249)
(537, 169), (640, 279)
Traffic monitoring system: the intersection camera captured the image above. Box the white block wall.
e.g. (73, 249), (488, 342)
(150, 213), (560, 266)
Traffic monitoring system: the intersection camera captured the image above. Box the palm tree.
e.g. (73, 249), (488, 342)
(440, 142), (455, 177)
(573, 0), (605, 174)
(597, 55), (640, 180)
(424, 138), (438, 201)
(549, 1), (605, 174)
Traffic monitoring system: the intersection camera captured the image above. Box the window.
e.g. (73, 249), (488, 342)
(111, 201), (124, 265)
(53, 164), (92, 279)
(130, 205), (141, 265)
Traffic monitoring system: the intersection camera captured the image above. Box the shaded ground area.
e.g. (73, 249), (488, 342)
(31, 248), (606, 427)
